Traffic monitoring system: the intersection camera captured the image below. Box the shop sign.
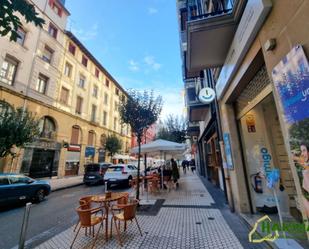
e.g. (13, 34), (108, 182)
(216, 0), (272, 99)
(198, 87), (216, 104)
(85, 146), (95, 157)
(67, 144), (81, 152)
(271, 45), (309, 219)
(26, 140), (61, 150)
(246, 114), (256, 133)
(223, 133), (234, 169)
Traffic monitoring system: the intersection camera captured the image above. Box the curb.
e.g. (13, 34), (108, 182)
(51, 182), (84, 192)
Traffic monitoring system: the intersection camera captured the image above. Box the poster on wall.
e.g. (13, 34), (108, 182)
(272, 45), (309, 219)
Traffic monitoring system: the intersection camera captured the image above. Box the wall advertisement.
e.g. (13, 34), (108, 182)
(272, 45), (309, 218)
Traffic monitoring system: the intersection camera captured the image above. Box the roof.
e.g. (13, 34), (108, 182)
(64, 31), (127, 96)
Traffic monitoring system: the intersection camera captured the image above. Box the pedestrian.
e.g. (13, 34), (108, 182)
(171, 158), (180, 188)
(190, 159), (196, 174)
(181, 160), (187, 174)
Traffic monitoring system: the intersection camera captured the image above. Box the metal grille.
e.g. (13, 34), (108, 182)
(235, 65), (270, 114)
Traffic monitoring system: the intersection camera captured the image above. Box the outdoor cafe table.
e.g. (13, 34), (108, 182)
(91, 192), (127, 241)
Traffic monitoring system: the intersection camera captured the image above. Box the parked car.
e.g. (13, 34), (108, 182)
(104, 164), (138, 187)
(83, 162), (112, 185)
(0, 173), (51, 206)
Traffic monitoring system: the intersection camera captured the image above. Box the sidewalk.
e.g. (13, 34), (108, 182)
(34, 172), (269, 249)
(49, 176), (84, 192)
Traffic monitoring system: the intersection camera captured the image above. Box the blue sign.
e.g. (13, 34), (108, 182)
(223, 133), (233, 169)
(85, 146), (95, 157)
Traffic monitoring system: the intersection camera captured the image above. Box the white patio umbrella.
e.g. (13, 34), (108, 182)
(130, 139), (187, 188)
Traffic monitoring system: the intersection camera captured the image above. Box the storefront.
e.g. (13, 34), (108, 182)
(85, 146), (95, 164)
(21, 140), (61, 178)
(65, 144), (81, 176)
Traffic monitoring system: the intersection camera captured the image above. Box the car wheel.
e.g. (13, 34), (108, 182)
(127, 176), (133, 188)
(35, 189), (45, 203)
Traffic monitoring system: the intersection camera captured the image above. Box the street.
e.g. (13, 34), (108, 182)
(0, 184), (130, 249)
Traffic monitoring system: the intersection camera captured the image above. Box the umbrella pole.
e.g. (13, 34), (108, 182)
(160, 151), (163, 189)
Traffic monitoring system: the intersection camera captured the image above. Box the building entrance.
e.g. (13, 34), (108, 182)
(29, 149), (55, 178)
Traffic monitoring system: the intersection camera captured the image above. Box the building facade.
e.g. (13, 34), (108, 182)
(0, 0), (131, 178)
(177, 0), (309, 243)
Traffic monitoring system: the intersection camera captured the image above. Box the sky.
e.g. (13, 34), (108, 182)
(65, 0), (184, 119)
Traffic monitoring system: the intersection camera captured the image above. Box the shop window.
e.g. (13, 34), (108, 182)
(75, 96), (83, 114)
(48, 23), (58, 39)
(68, 42), (76, 55)
(71, 126), (80, 144)
(39, 116), (56, 139)
(42, 45), (54, 63)
(60, 86), (69, 104)
(88, 131), (95, 146)
(16, 27), (26, 46)
(36, 74), (48, 94)
(0, 55), (18, 86)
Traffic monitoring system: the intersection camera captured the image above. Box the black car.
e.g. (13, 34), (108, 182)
(0, 174), (51, 206)
(83, 162), (112, 185)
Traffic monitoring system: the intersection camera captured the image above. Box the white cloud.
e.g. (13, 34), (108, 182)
(128, 60), (140, 72)
(144, 56), (162, 71)
(148, 7), (158, 15)
(71, 23), (98, 41)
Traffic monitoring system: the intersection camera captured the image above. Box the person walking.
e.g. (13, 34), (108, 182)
(190, 159), (196, 174)
(181, 160), (187, 174)
(171, 158), (180, 189)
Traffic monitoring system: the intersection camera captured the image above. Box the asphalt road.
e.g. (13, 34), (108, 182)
(0, 184), (130, 249)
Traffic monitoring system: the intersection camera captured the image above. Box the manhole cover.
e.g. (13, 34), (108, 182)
(208, 217), (215, 220)
(196, 222), (202, 225)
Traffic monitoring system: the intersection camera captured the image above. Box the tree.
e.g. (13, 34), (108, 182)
(119, 90), (163, 200)
(105, 135), (122, 160)
(0, 102), (40, 158)
(156, 115), (186, 143)
(0, 0), (45, 41)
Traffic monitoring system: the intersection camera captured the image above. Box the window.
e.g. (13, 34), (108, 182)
(180, 9), (188, 31)
(42, 46), (53, 63)
(114, 117), (117, 131)
(104, 93), (108, 105)
(36, 74), (48, 94)
(92, 85), (98, 98)
(71, 126), (80, 144)
(105, 79), (109, 87)
(75, 96), (83, 114)
(0, 176), (9, 185)
(16, 27), (26, 45)
(60, 87), (69, 104)
(49, 0), (63, 16)
(115, 88), (119, 96)
(114, 101), (118, 111)
(91, 104), (97, 122)
(103, 111), (107, 126)
(88, 131), (95, 146)
(48, 23), (58, 39)
(95, 68), (100, 78)
(64, 62), (72, 78)
(82, 55), (88, 67)
(78, 74), (85, 88)
(39, 116), (56, 139)
(68, 42), (76, 55)
(0, 56), (18, 85)
(9, 175), (31, 184)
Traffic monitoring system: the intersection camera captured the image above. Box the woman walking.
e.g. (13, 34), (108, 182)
(171, 158), (180, 189)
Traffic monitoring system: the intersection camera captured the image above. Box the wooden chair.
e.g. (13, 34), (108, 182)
(163, 176), (173, 191)
(149, 177), (160, 193)
(70, 205), (107, 249)
(110, 199), (142, 247)
(73, 196), (102, 233)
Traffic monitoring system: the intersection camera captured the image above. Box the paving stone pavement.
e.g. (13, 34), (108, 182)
(34, 173), (246, 249)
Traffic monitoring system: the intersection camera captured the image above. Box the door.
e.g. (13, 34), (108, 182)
(30, 149), (55, 178)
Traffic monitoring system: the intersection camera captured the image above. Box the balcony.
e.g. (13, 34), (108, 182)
(186, 0), (246, 76)
(185, 78), (210, 122)
(187, 121), (200, 136)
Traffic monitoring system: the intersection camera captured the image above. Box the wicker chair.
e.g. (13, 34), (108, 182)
(110, 199), (142, 247)
(70, 205), (107, 249)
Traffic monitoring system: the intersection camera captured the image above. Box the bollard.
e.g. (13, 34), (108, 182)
(19, 202), (32, 249)
(104, 180), (108, 192)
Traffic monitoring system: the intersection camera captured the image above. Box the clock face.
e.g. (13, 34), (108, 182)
(198, 87), (215, 104)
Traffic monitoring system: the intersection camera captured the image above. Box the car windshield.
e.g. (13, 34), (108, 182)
(9, 175), (31, 184)
(107, 166), (123, 172)
(0, 175), (9, 185)
(85, 164), (99, 172)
